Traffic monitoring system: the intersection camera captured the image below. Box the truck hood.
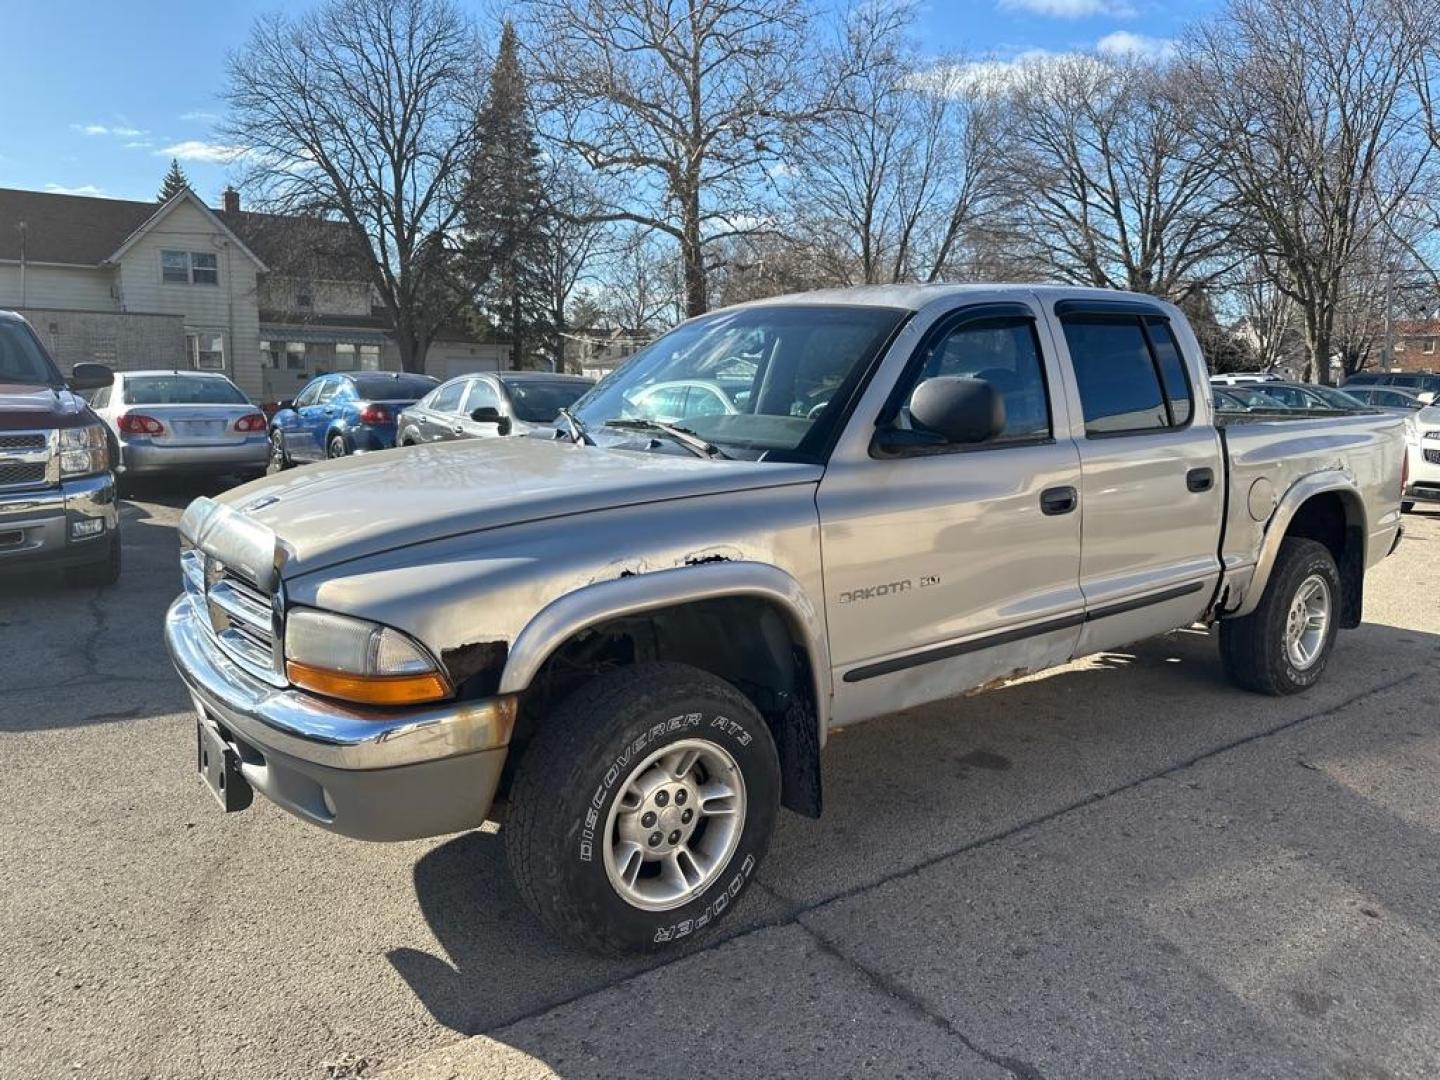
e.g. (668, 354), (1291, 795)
(218, 436), (823, 576)
(0, 382), (95, 430)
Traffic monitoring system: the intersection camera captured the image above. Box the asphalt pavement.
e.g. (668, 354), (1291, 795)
(2, 481), (1438, 1079)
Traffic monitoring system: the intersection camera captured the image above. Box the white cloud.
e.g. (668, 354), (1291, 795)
(1096, 30), (1177, 61)
(999, 0), (1134, 17)
(72, 123), (145, 138)
(44, 183), (107, 197)
(158, 140), (248, 163)
(180, 110), (219, 123)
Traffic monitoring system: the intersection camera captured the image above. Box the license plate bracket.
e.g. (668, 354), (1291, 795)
(196, 718), (253, 812)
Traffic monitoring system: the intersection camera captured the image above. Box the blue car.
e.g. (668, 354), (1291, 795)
(268, 371), (440, 467)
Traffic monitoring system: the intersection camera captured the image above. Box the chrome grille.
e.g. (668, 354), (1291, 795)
(183, 547), (285, 685)
(0, 462), (45, 487)
(0, 428), (55, 492)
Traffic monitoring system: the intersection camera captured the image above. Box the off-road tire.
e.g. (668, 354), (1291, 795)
(65, 532), (122, 588)
(505, 662), (780, 955)
(1220, 537), (1340, 695)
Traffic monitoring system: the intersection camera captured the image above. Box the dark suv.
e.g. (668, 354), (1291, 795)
(1343, 370), (1440, 400)
(0, 311), (121, 586)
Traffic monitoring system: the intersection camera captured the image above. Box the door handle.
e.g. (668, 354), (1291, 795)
(1040, 486), (1078, 515)
(1187, 467), (1215, 493)
(452, 424), (464, 434)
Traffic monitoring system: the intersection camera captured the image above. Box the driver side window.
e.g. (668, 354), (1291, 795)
(905, 317), (1052, 443)
(294, 380), (322, 407)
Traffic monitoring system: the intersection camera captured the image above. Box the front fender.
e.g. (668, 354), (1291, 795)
(499, 560), (834, 742)
(1231, 470), (1365, 618)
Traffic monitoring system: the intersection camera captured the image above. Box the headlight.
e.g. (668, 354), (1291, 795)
(59, 424), (109, 477)
(284, 608), (451, 705)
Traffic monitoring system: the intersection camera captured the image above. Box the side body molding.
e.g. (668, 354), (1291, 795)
(498, 560), (834, 743)
(1230, 470), (1366, 618)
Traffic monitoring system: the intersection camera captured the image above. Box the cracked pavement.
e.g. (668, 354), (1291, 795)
(3, 484), (1439, 1079)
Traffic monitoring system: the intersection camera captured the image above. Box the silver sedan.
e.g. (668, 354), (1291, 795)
(85, 370), (270, 487)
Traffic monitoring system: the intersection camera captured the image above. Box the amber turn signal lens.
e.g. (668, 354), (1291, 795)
(285, 660), (451, 705)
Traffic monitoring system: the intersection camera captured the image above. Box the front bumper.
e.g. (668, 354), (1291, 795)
(0, 472), (117, 571)
(164, 595), (516, 840)
(118, 437), (269, 476)
(1404, 441), (1440, 503)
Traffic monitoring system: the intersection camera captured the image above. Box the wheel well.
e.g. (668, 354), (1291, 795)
(1285, 491), (1364, 628)
(510, 597), (823, 818)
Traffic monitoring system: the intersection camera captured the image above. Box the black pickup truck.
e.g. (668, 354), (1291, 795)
(0, 310), (120, 586)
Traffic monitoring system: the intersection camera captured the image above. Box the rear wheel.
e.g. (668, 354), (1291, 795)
(326, 433), (348, 459)
(1220, 537), (1340, 695)
(505, 662), (780, 954)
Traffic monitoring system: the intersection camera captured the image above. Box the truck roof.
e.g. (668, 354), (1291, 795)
(735, 282), (1175, 313)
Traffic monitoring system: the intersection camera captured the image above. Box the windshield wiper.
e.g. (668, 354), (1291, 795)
(557, 407), (594, 445)
(603, 418), (730, 460)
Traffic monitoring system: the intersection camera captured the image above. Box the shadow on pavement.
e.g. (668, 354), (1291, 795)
(391, 616), (1440, 1057)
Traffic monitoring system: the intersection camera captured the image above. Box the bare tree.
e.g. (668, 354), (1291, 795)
(786, 4), (999, 286)
(524, 0), (821, 318)
(224, 0), (481, 373)
(990, 53), (1235, 300)
(1188, 0), (1433, 383)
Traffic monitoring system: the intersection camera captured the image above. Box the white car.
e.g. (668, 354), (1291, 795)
(85, 370), (270, 488)
(1210, 371), (1284, 386)
(1403, 403), (1440, 512)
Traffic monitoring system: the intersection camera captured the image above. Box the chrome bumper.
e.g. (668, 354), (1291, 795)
(166, 595), (516, 840)
(165, 594), (515, 769)
(0, 472), (117, 567)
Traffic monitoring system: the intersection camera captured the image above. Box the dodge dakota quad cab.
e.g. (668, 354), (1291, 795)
(1, 310), (120, 586)
(164, 285), (1406, 953)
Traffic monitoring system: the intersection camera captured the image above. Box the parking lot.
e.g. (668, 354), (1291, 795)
(2, 486), (1438, 1079)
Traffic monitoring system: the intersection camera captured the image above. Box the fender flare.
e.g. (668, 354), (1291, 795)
(498, 560), (834, 744)
(1232, 470), (1366, 618)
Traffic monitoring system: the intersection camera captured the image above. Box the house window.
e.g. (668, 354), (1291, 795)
(297, 292), (313, 309)
(1424, 339), (1435, 355)
(358, 344), (380, 370)
(187, 331), (225, 371)
(285, 342), (306, 370)
(162, 250), (219, 286)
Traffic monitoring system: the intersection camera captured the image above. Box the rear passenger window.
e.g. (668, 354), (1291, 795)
(1145, 319), (1192, 425)
(1062, 316), (1190, 436)
(910, 317), (1051, 442)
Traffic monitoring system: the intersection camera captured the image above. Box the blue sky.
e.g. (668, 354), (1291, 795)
(0, 0), (1218, 206)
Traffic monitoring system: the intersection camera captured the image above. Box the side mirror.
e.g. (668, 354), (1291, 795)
(471, 406), (512, 435)
(69, 362), (114, 392)
(908, 377), (1005, 444)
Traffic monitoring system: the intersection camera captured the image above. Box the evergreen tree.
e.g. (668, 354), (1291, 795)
(462, 22), (552, 369)
(157, 159), (191, 202)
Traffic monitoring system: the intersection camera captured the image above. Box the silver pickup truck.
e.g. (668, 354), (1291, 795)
(165, 285), (1405, 953)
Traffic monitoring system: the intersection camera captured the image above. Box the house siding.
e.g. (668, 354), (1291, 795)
(0, 263), (117, 310)
(115, 201), (264, 399)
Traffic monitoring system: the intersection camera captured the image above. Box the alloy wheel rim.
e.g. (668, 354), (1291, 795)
(1284, 573), (1331, 670)
(270, 431), (285, 464)
(601, 737), (746, 912)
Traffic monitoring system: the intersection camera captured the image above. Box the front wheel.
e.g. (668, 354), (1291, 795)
(1401, 500), (1414, 514)
(1219, 537), (1340, 695)
(269, 430), (293, 471)
(505, 662), (780, 954)
(65, 532), (122, 588)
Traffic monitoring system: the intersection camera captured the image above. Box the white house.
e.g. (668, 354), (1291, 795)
(0, 186), (509, 403)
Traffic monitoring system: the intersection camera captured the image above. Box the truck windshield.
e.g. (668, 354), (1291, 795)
(570, 305), (908, 461)
(0, 320), (62, 386)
